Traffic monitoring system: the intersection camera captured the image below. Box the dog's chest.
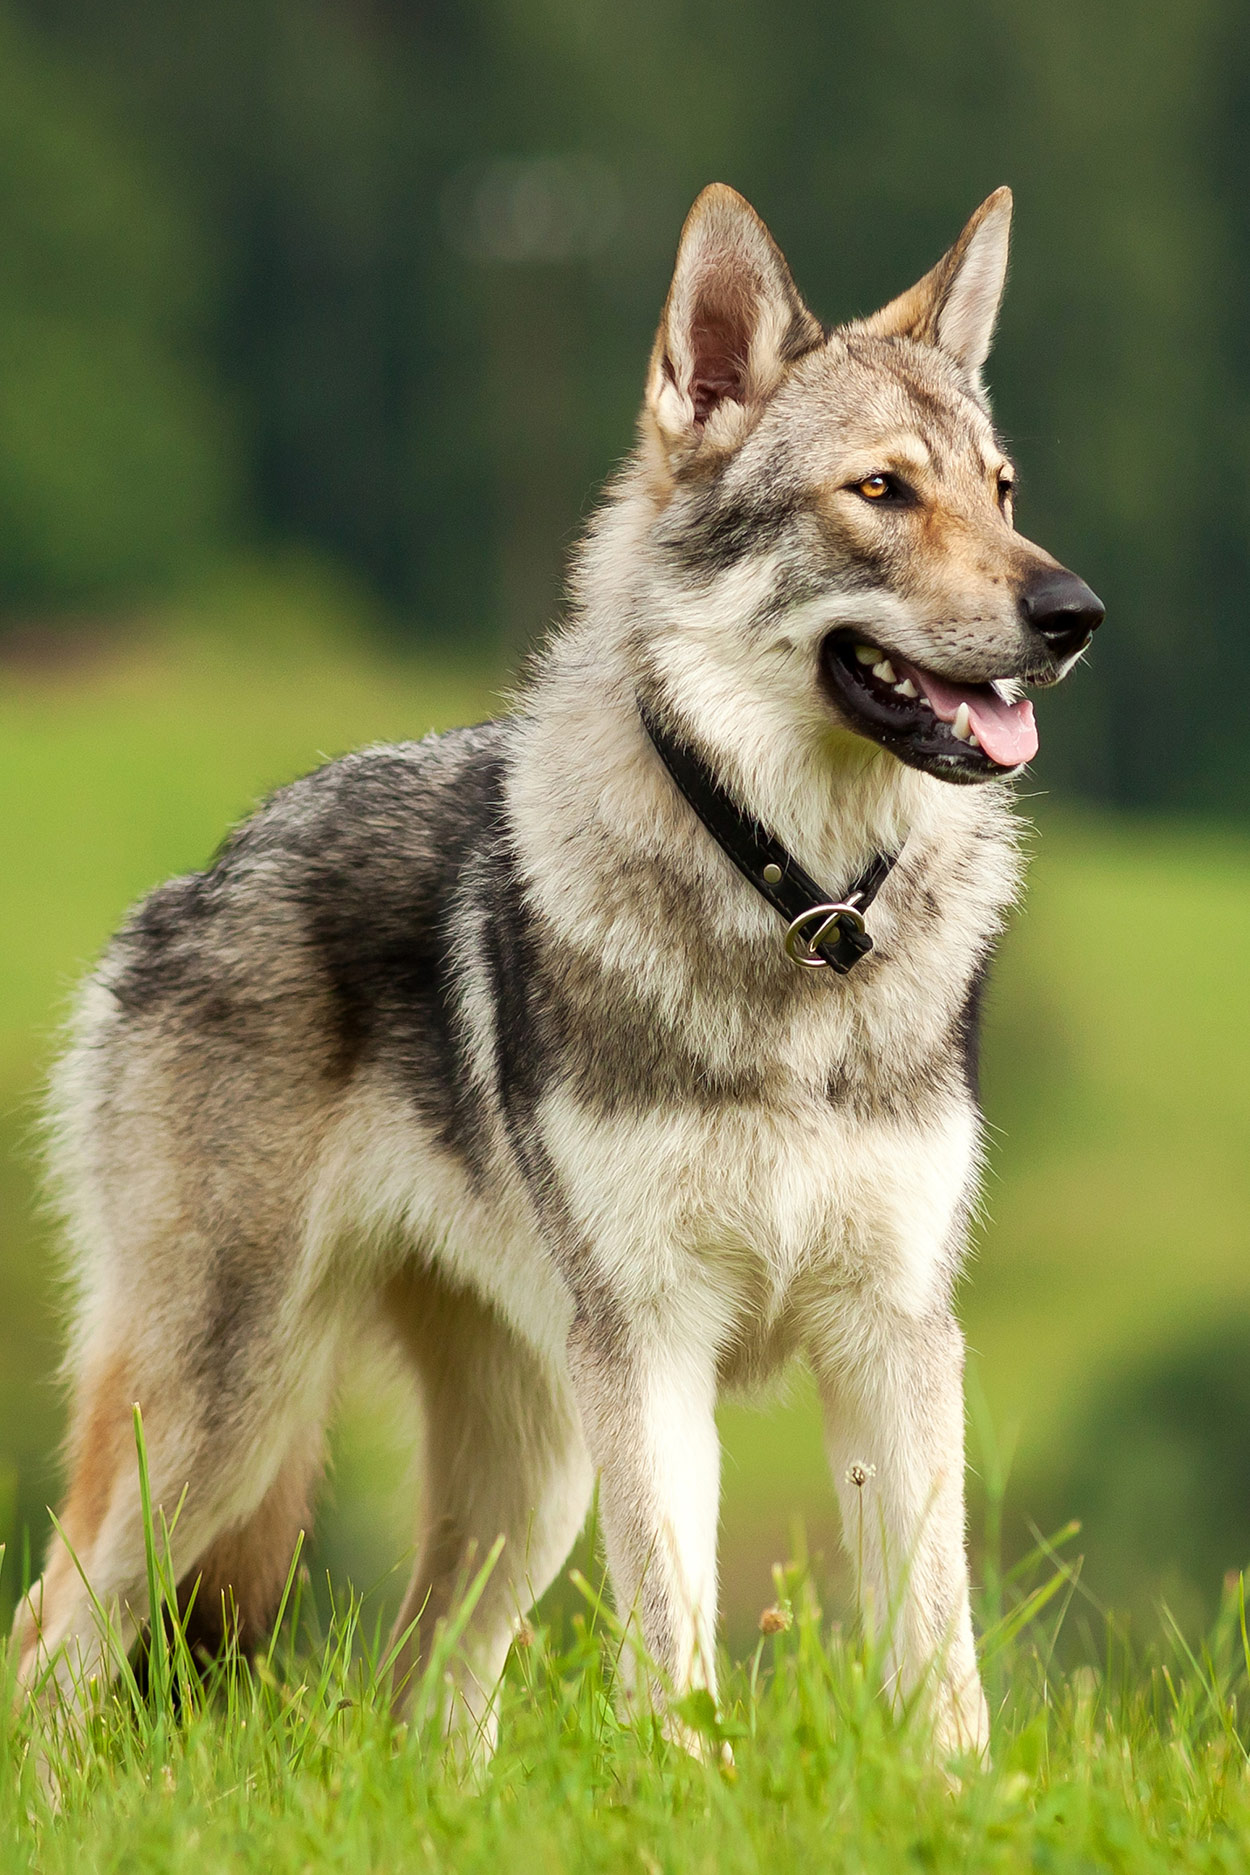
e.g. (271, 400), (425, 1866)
(506, 753), (1011, 1326)
(539, 937), (977, 1329)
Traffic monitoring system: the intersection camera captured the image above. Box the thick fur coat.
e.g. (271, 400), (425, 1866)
(16, 183), (1101, 1760)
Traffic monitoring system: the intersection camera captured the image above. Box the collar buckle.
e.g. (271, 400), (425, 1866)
(783, 900), (868, 969)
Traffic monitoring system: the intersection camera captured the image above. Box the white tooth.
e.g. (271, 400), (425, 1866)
(969, 730), (981, 749)
(854, 643), (879, 665)
(872, 659), (896, 684)
(894, 677), (918, 699)
(952, 702), (973, 741)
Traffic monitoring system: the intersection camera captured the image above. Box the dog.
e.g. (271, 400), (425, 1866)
(15, 182), (1101, 1759)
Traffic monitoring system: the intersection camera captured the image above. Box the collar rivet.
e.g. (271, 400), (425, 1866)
(762, 862), (782, 884)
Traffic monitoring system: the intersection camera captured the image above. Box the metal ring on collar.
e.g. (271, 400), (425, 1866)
(782, 901), (867, 968)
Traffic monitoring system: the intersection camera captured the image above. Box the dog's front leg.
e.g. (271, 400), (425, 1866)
(812, 1302), (988, 1761)
(567, 1306), (721, 1738)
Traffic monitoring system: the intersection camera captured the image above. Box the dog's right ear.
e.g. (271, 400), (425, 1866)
(645, 185), (822, 462)
(860, 188), (1013, 387)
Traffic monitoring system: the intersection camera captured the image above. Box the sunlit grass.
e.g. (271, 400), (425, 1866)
(5, 1415), (1250, 1872)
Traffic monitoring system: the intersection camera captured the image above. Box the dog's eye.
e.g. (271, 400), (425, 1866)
(850, 470), (915, 507)
(997, 474), (1015, 510)
(856, 473), (894, 502)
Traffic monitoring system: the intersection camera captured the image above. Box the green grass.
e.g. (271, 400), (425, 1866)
(5, 1407), (1248, 1870)
(4, 1450), (1250, 1875)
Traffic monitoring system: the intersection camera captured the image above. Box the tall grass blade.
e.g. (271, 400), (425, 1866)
(132, 1403), (169, 1726)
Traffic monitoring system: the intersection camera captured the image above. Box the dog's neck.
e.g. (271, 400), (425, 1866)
(516, 475), (991, 905)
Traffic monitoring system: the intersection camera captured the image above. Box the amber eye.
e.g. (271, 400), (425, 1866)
(857, 473), (893, 501)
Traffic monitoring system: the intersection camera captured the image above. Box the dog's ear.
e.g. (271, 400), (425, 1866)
(861, 187), (1012, 381)
(645, 184), (822, 459)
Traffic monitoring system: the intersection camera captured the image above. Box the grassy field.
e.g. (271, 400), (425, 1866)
(4, 1490), (1250, 1874)
(4, 596), (1250, 1864)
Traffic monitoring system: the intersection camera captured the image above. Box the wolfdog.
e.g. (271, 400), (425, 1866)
(16, 183), (1101, 1758)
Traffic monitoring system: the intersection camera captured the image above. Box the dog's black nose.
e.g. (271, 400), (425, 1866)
(1021, 570), (1105, 662)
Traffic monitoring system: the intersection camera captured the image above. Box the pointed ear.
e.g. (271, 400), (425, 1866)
(645, 184), (822, 457)
(861, 187), (1012, 379)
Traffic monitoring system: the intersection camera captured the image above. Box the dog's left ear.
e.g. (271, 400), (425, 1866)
(645, 184), (822, 459)
(861, 187), (1012, 382)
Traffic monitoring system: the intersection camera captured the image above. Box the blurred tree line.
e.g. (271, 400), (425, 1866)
(1, 0), (1247, 811)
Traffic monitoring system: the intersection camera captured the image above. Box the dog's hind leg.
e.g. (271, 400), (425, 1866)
(176, 1421), (325, 1662)
(12, 1340), (139, 1696)
(13, 1278), (342, 1717)
(384, 1268), (593, 1751)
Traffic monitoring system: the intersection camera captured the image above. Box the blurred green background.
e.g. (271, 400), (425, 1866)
(2, 0), (1249, 1645)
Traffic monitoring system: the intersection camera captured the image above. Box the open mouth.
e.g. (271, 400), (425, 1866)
(820, 632), (1039, 782)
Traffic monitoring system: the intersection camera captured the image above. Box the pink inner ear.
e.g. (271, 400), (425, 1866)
(688, 288), (756, 427)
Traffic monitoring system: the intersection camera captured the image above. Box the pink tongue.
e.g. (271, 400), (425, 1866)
(904, 665), (1038, 768)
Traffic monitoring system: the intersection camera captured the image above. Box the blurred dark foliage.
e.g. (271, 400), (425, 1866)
(1045, 1321), (1250, 1636)
(3, 0), (1250, 808)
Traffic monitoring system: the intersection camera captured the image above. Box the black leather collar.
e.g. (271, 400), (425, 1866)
(638, 699), (902, 975)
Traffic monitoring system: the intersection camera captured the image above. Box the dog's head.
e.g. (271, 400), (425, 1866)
(636, 184), (1102, 784)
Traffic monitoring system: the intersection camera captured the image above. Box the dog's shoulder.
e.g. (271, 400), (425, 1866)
(79, 719), (517, 1161)
(101, 719), (510, 1015)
